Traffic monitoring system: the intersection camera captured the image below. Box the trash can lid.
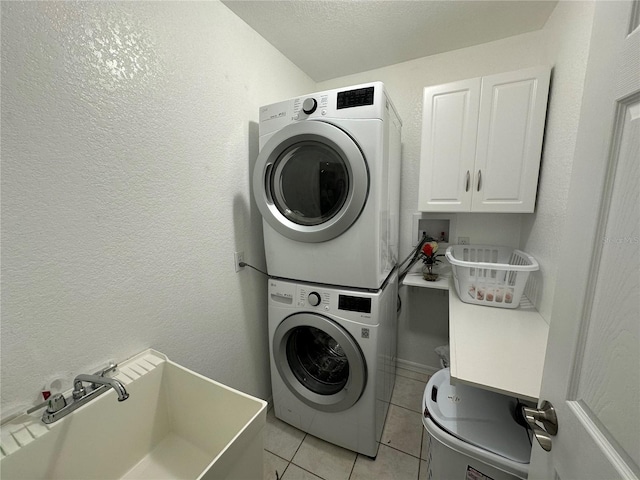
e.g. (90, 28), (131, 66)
(424, 368), (531, 464)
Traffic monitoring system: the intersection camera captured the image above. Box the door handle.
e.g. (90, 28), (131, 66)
(465, 170), (470, 192)
(522, 400), (558, 452)
(264, 163), (274, 204)
(476, 169), (482, 191)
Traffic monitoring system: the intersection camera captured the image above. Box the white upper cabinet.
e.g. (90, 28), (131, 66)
(418, 66), (551, 213)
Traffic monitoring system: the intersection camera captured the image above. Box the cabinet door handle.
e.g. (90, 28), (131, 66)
(465, 170), (470, 192)
(476, 170), (482, 192)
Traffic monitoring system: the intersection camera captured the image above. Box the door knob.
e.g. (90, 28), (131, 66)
(522, 400), (558, 452)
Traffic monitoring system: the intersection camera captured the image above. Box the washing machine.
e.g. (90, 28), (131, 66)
(268, 270), (398, 457)
(253, 82), (402, 290)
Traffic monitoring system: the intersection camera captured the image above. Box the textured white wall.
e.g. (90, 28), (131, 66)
(1, 1), (314, 413)
(317, 4), (595, 368)
(1, 0), (596, 412)
(520, 1), (596, 320)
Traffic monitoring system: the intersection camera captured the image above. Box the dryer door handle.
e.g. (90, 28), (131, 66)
(264, 163), (274, 204)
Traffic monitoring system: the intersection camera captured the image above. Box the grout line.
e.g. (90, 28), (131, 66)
(290, 463), (327, 480)
(395, 370), (431, 382)
(347, 453), (358, 479)
(279, 461), (289, 480)
(418, 423), (426, 477)
(289, 432), (307, 462)
(388, 401), (423, 414)
(264, 448), (292, 464)
(389, 401), (425, 415)
(380, 441), (424, 461)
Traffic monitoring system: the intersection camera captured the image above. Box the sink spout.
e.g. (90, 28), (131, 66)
(73, 374), (130, 401)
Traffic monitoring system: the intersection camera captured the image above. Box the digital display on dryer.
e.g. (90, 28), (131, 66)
(338, 295), (372, 313)
(337, 86), (374, 109)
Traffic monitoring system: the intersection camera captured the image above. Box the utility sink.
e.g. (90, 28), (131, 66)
(0, 350), (268, 479)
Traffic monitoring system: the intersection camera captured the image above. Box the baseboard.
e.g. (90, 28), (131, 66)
(396, 358), (441, 377)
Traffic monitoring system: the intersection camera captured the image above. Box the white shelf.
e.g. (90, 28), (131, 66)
(402, 264), (452, 290)
(448, 279), (549, 401)
(402, 272), (450, 290)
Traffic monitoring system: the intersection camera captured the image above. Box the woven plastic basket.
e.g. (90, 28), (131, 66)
(445, 245), (539, 309)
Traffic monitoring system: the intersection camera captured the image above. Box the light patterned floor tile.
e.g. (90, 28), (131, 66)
(264, 408), (306, 461)
(350, 444), (420, 480)
(396, 367), (431, 383)
(281, 464), (324, 480)
(421, 429), (429, 460)
(264, 450), (289, 480)
(381, 404), (423, 457)
(291, 434), (357, 480)
(391, 375), (427, 413)
(419, 460), (429, 480)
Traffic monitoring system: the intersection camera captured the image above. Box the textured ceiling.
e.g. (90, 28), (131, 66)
(222, 1), (558, 82)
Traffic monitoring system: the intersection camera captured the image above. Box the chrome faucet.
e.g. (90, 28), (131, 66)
(72, 374), (129, 402)
(41, 363), (129, 424)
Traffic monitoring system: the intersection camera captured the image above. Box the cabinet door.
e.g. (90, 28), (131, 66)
(472, 66), (551, 212)
(418, 78), (480, 212)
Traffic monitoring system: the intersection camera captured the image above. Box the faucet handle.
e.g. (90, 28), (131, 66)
(46, 394), (67, 414)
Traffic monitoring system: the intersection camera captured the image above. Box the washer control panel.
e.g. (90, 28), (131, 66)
(268, 279), (377, 322)
(307, 292), (321, 306)
(298, 287), (331, 310)
(337, 295), (372, 314)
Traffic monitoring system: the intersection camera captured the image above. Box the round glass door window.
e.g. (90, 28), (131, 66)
(286, 325), (349, 395)
(253, 121), (369, 243)
(273, 313), (367, 412)
(272, 142), (349, 227)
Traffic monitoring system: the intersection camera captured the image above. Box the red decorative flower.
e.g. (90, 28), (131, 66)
(422, 241), (438, 257)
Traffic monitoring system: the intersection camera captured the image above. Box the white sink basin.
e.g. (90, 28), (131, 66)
(0, 350), (267, 479)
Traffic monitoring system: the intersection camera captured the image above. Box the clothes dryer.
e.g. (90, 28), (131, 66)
(267, 271), (398, 457)
(253, 82), (401, 290)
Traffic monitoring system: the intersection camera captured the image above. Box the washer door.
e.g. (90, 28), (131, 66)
(273, 312), (367, 412)
(253, 121), (369, 243)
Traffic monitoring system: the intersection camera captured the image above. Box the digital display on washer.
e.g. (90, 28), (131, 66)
(337, 86), (374, 109)
(338, 295), (372, 314)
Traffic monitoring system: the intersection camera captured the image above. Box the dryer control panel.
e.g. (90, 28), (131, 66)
(259, 81), (394, 138)
(337, 86), (375, 109)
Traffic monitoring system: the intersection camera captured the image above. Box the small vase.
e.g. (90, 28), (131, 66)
(422, 264), (439, 282)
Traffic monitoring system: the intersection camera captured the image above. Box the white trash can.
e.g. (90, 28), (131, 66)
(422, 368), (531, 480)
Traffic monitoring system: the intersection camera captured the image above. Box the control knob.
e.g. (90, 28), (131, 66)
(302, 98), (318, 114)
(308, 292), (321, 307)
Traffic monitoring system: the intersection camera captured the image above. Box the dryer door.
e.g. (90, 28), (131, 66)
(273, 312), (367, 412)
(253, 121), (369, 243)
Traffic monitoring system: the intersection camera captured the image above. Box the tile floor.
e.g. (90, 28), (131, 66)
(263, 368), (432, 480)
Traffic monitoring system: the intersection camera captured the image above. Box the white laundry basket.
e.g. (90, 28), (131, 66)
(445, 245), (539, 309)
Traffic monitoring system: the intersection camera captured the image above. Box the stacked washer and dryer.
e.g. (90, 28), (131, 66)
(252, 83), (402, 457)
